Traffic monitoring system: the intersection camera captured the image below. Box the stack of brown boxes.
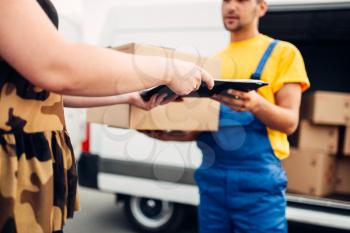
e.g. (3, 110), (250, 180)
(284, 91), (350, 197)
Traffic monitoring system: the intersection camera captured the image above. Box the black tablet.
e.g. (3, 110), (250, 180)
(140, 79), (268, 101)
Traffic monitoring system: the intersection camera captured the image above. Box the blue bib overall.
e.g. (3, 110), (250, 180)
(195, 40), (288, 233)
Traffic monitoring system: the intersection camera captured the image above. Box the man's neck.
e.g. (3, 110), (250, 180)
(230, 26), (260, 43)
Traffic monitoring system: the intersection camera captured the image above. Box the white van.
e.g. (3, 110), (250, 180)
(75, 0), (350, 232)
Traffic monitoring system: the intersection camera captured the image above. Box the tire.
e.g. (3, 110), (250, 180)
(123, 196), (187, 233)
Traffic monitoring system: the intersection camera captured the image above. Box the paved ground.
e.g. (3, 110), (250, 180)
(64, 187), (349, 233)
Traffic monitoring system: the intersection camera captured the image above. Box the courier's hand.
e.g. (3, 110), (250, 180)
(128, 92), (178, 111)
(212, 89), (264, 113)
(139, 130), (172, 141)
(139, 130), (199, 141)
(167, 60), (214, 96)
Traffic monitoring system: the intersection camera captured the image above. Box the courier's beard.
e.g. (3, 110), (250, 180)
(223, 20), (245, 32)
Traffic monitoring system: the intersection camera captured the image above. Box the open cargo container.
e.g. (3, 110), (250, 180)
(260, 0), (350, 230)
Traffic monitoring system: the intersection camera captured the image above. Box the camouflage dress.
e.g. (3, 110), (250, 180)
(0, 1), (79, 233)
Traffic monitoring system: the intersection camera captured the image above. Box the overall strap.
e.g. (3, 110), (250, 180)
(251, 40), (279, 80)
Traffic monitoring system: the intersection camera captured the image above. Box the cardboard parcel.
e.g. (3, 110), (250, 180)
(87, 43), (221, 131)
(297, 120), (339, 155)
(344, 126), (350, 156)
(284, 148), (336, 197)
(302, 91), (350, 126)
(335, 159), (350, 194)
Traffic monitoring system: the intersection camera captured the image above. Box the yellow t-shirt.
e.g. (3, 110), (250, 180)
(216, 34), (310, 160)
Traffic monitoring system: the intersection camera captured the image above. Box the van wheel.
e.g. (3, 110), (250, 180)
(124, 196), (187, 233)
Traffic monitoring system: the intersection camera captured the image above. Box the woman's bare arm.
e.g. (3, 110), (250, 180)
(0, 0), (213, 97)
(63, 94), (132, 108)
(63, 92), (175, 110)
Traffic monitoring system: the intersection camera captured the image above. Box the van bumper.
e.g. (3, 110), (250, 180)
(78, 153), (100, 189)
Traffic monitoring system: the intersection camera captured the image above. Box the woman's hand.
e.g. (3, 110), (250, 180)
(128, 92), (178, 111)
(167, 60), (214, 96)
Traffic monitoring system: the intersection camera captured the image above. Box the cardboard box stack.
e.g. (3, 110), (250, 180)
(87, 43), (221, 131)
(302, 91), (350, 125)
(285, 91), (350, 197)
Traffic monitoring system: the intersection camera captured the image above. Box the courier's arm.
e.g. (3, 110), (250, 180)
(213, 83), (302, 135)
